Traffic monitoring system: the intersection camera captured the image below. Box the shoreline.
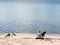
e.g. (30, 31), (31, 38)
(0, 33), (60, 45)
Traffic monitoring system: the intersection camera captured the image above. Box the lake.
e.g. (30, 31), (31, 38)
(0, 0), (60, 34)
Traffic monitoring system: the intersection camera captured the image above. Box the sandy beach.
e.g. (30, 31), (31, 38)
(0, 34), (60, 45)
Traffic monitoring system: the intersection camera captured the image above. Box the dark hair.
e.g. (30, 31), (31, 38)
(43, 31), (46, 33)
(39, 31), (40, 33)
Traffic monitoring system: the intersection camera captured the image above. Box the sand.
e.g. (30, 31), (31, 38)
(0, 34), (60, 45)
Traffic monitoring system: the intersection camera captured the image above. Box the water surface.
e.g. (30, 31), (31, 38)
(0, 0), (60, 34)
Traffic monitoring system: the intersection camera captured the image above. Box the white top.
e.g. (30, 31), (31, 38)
(37, 33), (41, 38)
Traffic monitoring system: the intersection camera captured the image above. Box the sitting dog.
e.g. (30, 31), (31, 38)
(41, 31), (46, 39)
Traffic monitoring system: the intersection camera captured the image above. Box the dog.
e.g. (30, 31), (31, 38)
(41, 31), (46, 39)
(5, 33), (11, 37)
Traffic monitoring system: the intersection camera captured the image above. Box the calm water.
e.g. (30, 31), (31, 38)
(0, 1), (60, 34)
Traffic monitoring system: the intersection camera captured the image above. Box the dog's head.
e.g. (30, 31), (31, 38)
(43, 31), (46, 34)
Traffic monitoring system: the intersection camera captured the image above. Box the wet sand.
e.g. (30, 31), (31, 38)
(0, 34), (60, 45)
